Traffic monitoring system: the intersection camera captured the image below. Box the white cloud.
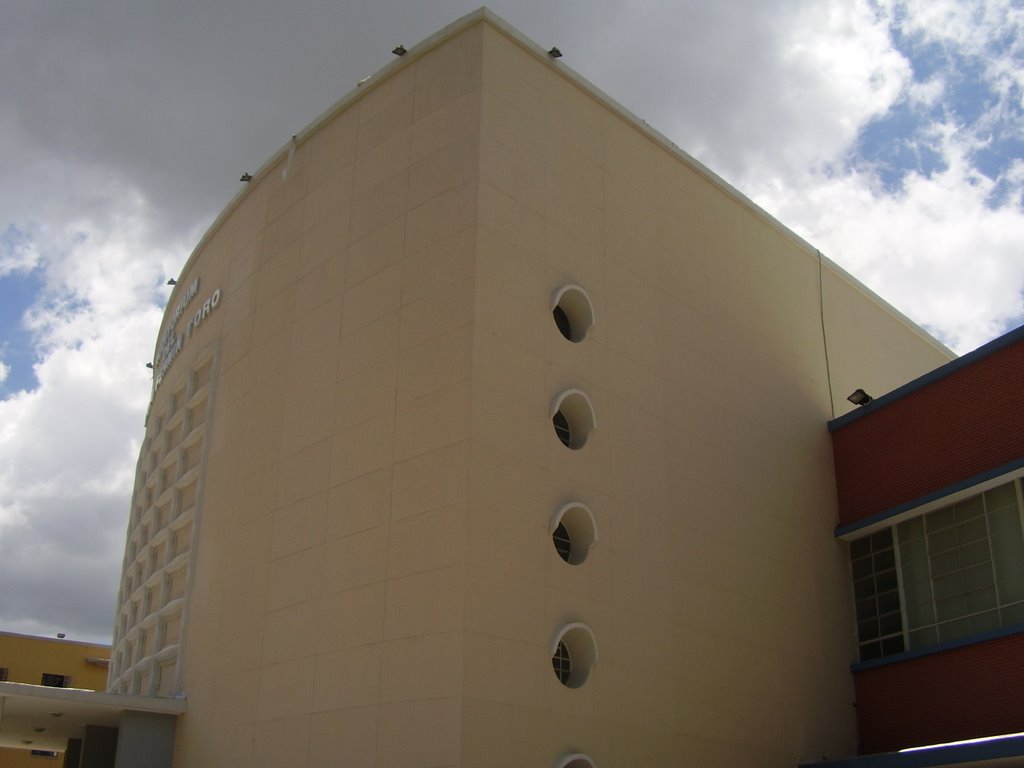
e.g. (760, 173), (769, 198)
(0, 227), (41, 277)
(644, 0), (912, 186)
(881, 0), (1024, 134)
(754, 125), (1024, 352)
(908, 77), (945, 108)
(2, 0), (1024, 642)
(0, 182), (171, 642)
(0, 360), (8, 385)
(650, 0), (1024, 354)
(887, 0), (1024, 54)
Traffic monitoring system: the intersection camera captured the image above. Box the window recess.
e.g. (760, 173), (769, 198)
(850, 479), (1024, 661)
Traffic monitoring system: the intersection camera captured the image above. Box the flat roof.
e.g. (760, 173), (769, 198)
(161, 6), (948, 363)
(829, 323), (1024, 432)
(0, 630), (110, 651)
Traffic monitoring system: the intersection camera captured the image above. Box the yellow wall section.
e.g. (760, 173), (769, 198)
(0, 633), (110, 767)
(0, 632), (109, 690)
(0, 748), (62, 767)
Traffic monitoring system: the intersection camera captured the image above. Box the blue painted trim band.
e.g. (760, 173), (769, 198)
(827, 323), (1024, 432)
(834, 457), (1024, 538)
(849, 623), (1024, 672)
(799, 733), (1024, 767)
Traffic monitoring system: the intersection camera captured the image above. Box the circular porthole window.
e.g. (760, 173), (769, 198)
(550, 389), (596, 450)
(551, 285), (595, 343)
(555, 755), (597, 768)
(550, 502), (598, 565)
(552, 639), (571, 685)
(550, 623), (599, 689)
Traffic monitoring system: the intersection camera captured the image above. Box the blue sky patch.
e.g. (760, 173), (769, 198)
(0, 268), (45, 396)
(855, 13), (1024, 204)
(0, 225), (45, 395)
(854, 102), (948, 192)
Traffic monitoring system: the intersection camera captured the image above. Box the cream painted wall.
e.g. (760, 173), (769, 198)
(148, 22), (485, 768)
(109, 11), (952, 768)
(465, 20), (951, 768)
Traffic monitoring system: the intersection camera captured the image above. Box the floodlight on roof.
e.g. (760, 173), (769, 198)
(392, 45), (407, 56)
(167, 278), (177, 286)
(548, 46), (562, 58)
(847, 388), (873, 406)
(240, 172), (253, 182)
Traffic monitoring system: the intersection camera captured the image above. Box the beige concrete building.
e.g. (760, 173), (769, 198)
(100, 8), (957, 768)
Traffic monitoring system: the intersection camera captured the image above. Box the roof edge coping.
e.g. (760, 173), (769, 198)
(829, 322), (1024, 432)
(165, 6), (948, 361)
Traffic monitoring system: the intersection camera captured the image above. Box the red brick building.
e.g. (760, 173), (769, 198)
(821, 325), (1024, 765)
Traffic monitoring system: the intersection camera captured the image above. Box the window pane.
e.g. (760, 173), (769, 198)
(906, 598), (935, 628)
(879, 611), (902, 636)
(961, 540), (990, 567)
(995, 565), (1024, 606)
(984, 482), (1017, 512)
(954, 496), (984, 522)
(859, 640), (882, 661)
(881, 635), (905, 656)
(877, 590), (901, 615)
(852, 556), (874, 580)
(854, 576), (876, 600)
(856, 597), (879, 621)
(927, 506), (955, 531)
(969, 610), (1000, 634)
(1000, 601), (1024, 625)
(871, 529), (893, 551)
(988, 506), (1023, 539)
(990, 508), (1024, 602)
(933, 572), (964, 601)
(963, 564), (994, 592)
(999, 571), (1024, 604)
(850, 537), (871, 559)
(874, 548), (896, 571)
(935, 595), (966, 622)
(938, 617), (971, 643)
(928, 527), (958, 554)
(900, 539), (928, 574)
(898, 516), (925, 542)
(908, 626), (937, 648)
(858, 618), (879, 640)
(850, 529), (904, 659)
(957, 517), (987, 545)
(965, 586), (997, 612)
(930, 550), (960, 577)
(849, 483), (1024, 662)
(901, 544), (931, 626)
(875, 569), (898, 593)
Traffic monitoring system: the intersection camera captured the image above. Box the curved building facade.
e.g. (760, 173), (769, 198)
(107, 9), (954, 768)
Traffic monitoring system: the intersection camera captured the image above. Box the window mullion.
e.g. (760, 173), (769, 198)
(1015, 478), (1024, 544)
(983, 490), (1004, 621)
(892, 524), (912, 651)
(923, 515), (939, 641)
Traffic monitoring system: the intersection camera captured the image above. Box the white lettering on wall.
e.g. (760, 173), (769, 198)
(150, 282), (223, 397)
(155, 277), (200, 369)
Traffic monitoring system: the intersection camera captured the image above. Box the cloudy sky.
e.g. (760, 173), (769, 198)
(1, 0), (1022, 644)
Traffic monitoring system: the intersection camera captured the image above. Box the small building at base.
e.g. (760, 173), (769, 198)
(0, 631), (182, 768)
